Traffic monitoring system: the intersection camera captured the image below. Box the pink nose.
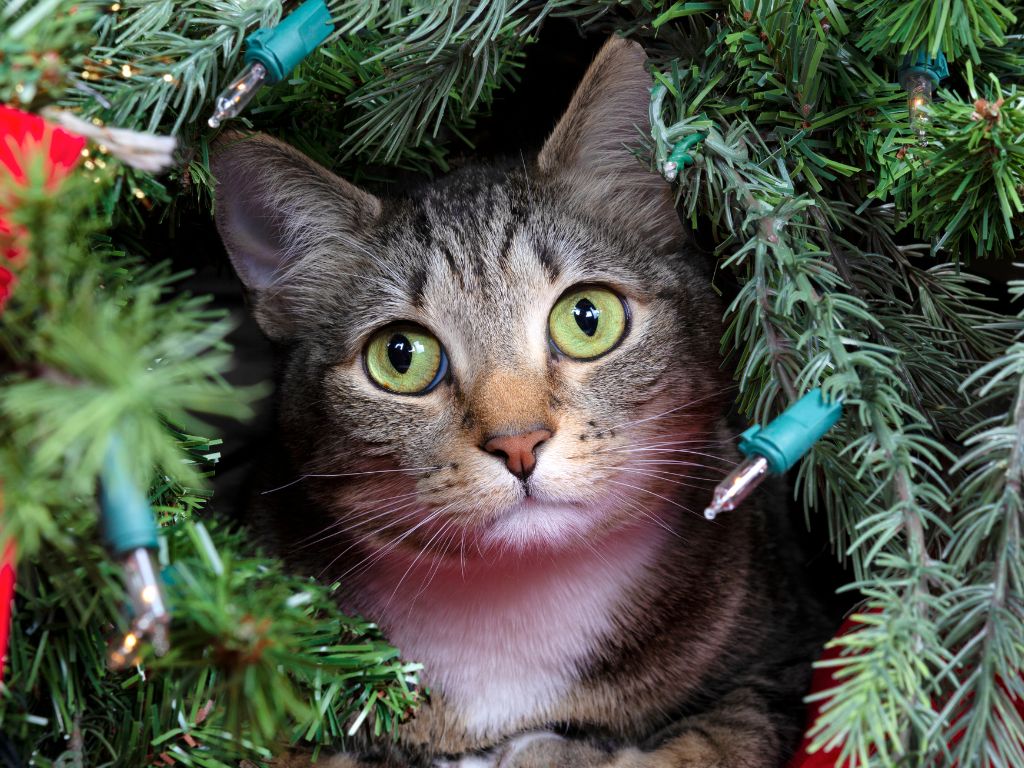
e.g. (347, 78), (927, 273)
(482, 429), (552, 479)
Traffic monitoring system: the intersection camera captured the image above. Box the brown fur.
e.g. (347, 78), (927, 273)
(214, 37), (828, 768)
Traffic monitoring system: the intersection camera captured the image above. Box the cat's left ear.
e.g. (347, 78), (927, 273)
(211, 132), (381, 341)
(538, 37), (683, 251)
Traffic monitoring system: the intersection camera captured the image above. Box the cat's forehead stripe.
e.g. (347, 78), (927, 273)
(403, 177), (562, 300)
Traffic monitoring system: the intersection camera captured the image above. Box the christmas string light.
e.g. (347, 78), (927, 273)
(704, 389), (843, 520)
(646, 85), (842, 519)
(207, 0), (334, 128)
(649, 82), (707, 182)
(898, 49), (949, 135)
(100, 436), (169, 668)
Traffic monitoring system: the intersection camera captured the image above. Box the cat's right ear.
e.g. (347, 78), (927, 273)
(538, 37), (683, 252)
(212, 132), (381, 341)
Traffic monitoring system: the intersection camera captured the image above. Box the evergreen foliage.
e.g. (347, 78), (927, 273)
(2, 0), (1023, 766)
(0, 118), (422, 765)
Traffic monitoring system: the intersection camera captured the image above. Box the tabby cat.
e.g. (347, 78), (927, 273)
(212, 37), (828, 768)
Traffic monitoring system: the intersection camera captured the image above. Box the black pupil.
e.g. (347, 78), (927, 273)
(573, 298), (600, 337)
(387, 334), (414, 374)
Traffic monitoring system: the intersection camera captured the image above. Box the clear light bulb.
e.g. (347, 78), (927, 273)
(902, 72), (934, 135)
(703, 455), (770, 520)
(208, 61), (268, 129)
(109, 547), (170, 668)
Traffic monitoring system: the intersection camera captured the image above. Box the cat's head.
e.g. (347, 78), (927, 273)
(213, 38), (731, 559)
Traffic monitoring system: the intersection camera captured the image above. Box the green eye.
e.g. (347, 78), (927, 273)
(548, 286), (628, 360)
(365, 325), (448, 394)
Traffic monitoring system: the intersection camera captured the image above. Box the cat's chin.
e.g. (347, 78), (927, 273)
(476, 497), (620, 553)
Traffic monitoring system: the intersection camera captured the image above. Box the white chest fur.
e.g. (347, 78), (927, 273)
(353, 519), (669, 737)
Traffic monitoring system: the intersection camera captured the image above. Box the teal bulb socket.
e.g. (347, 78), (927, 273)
(738, 388), (842, 474)
(898, 49), (949, 89)
(244, 0), (333, 84)
(100, 436), (159, 555)
(668, 133), (707, 167)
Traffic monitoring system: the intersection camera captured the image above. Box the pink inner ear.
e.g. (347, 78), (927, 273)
(538, 37), (652, 175)
(537, 38), (684, 252)
(223, 194), (292, 291)
(212, 133), (382, 299)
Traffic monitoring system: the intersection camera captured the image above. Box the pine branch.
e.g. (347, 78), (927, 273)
(652, 5), (1016, 762)
(855, 0), (1017, 62)
(0, 0), (96, 108)
(938, 280), (1024, 766)
(813, 201), (1009, 438)
(68, 0), (283, 134)
(888, 73), (1024, 260)
(5, 518), (424, 767)
(338, 30), (527, 163)
(307, 0), (577, 165)
(0, 149), (421, 766)
(57, 1), (579, 176)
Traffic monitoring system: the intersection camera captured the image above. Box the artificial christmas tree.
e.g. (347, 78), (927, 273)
(1, 1), (1022, 766)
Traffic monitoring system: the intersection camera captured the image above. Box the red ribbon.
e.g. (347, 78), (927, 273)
(0, 105), (86, 308)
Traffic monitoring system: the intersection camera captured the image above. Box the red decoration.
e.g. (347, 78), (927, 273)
(787, 615), (1024, 767)
(0, 106), (85, 680)
(787, 616), (861, 768)
(0, 540), (13, 684)
(0, 105), (86, 308)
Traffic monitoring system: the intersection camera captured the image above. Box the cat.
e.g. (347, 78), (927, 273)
(212, 36), (829, 768)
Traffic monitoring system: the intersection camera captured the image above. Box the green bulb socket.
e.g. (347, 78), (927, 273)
(667, 132), (707, 169)
(898, 49), (949, 90)
(100, 436), (158, 555)
(738, 388), (843, 474)
(244, 0), (334, 84)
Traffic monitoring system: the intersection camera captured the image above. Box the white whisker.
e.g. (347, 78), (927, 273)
(624, 459), (734, 468)
(606, 489), (683, 540)
(595, 435), (740, 453)
(261, 465), (442, 495)
(332, 503), (454, 584)
(602, 447), (738, 464)
(603, 478), (704, 519)
(459, 526), (468, 580)
(598, 462), (723, 480)
(619, 459), (732, 475)
(596, 465), (721, 491)
(605, 386), (738, 432)
(592, 457), (734, 475)
(317, 504), (443, 580)
(293, 490), (424, 546)
(295, 498), (423, 551)
(409, 520), (460, 608)
(568, 527), (616, 570)
(384, 515), (458, 612)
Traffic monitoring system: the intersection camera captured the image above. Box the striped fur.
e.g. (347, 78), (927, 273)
(215, 37), (828, 768)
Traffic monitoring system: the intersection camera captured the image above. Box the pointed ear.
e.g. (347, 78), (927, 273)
(211, 133), (381, 341)
(538, 37), (682, 251)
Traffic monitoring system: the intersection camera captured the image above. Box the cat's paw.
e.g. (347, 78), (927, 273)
(432, 733), (565, 768)
(494, 731), (566, 766)
(433, 754), (497, 768)
(490, 732), (649, 768)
